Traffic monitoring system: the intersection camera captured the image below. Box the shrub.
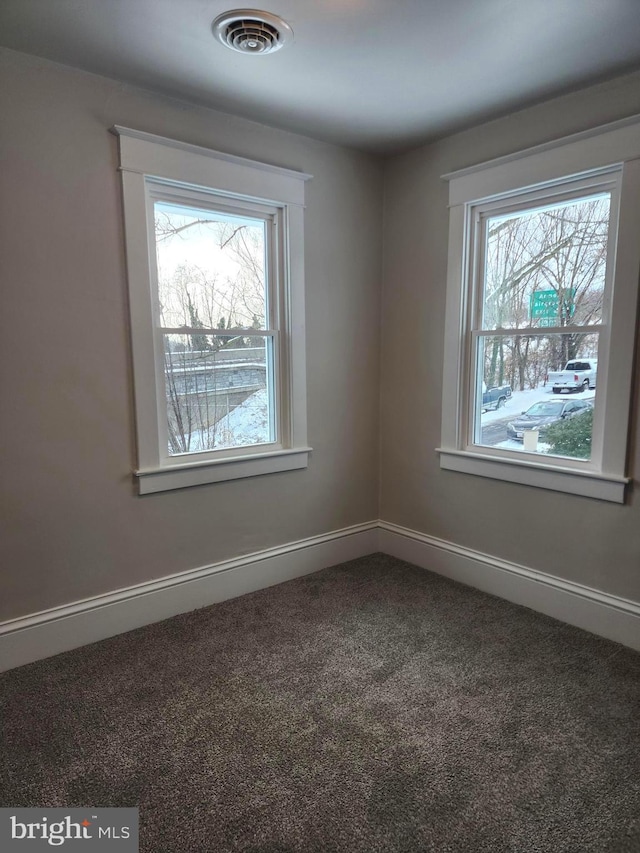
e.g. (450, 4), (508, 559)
(545, 408), (593, 459)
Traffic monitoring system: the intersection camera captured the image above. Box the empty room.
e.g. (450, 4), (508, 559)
(1, 2), (640, 851)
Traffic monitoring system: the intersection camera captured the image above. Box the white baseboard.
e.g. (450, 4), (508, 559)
(0, 522), (379, 672)
(379, 521), (640, 652)
(3, 519), (638, 672)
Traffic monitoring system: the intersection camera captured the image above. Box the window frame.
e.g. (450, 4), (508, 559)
(113, 126), (312, 494)
(438, 117), (640, 503)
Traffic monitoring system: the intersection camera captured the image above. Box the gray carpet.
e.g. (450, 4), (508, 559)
(1, 554), (639, 852)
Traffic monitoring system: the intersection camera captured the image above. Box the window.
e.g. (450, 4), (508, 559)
(114, 127), (311, 493)
(439, 118), (640, 502)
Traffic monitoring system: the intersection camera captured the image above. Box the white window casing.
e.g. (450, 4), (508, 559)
(113, 126), (312, 494)
(439, 115), (640, 503)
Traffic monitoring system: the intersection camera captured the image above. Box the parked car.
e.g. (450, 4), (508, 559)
(507, 398), (593, 441)
(545, 358), (597, 394)
(481, 381), (512, 412)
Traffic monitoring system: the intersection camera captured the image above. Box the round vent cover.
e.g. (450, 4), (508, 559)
(212, 9), (293, 54)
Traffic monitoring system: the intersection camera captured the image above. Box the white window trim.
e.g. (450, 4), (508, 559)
(439, 116), (640, 503)
(113, 126), (312, 494)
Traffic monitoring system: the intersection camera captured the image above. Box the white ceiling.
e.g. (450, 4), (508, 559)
(2, 0), (640, 154)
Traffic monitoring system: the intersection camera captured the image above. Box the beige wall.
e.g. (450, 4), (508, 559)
(0, 49), (383, 620)
(3, 45), (640, 627)
(380, 71), (640, 603)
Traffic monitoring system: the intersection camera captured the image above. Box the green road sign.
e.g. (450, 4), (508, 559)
(530, 289), (575, 323)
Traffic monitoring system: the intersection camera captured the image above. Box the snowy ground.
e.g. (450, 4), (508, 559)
(481, 384), (595, 425)
(481, 384), (595, 453)
(215, 388), (270, 446)
(181, 389), (270, 453)
(183, 384), (594, 455)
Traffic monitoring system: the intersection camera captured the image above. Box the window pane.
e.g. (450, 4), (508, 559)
(482, 193), (610, 330)
(474, 333), (598, 460)
(163, 334), (275, 455)
(154, 201), (267, 330)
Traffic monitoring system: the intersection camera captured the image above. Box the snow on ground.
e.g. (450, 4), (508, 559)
(185, 389), (270, 452)
(185, 384), (594, 454)
(494, 438), (552, 452)
(482, 383), (595, 454)
(216, 388), (270, 446)
(481, 384), (595, 425)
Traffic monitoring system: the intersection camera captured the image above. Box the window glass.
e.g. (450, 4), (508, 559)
(472, 190), (610, 463)
(153, 200), (277, 458)
(482, 193), (610, 330)
(163, 334), (275, 456)
(475, 333), (599, 460)
(154, 201), (268, 331)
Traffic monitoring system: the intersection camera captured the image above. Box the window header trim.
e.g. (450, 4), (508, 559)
(112, 125), (312, 208)
(112, 126), (312, 182)
(442, 116), (640, 208)
(441, 112), (640, 183)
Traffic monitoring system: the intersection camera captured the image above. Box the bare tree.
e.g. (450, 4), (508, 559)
(154, 208), (269, 454)
(482, 196), (608, 391)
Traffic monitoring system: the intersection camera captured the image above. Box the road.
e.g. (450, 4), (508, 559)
(480, 416), (511, 446)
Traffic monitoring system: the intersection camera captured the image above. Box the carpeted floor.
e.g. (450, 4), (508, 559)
(1, 553), (639, 852)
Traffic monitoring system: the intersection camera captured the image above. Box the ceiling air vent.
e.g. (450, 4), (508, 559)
(212, 9), (293, 55)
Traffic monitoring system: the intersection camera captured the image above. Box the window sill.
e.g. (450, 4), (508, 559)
(437, 448), (628, 503)
(136, 447), (312, 494)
